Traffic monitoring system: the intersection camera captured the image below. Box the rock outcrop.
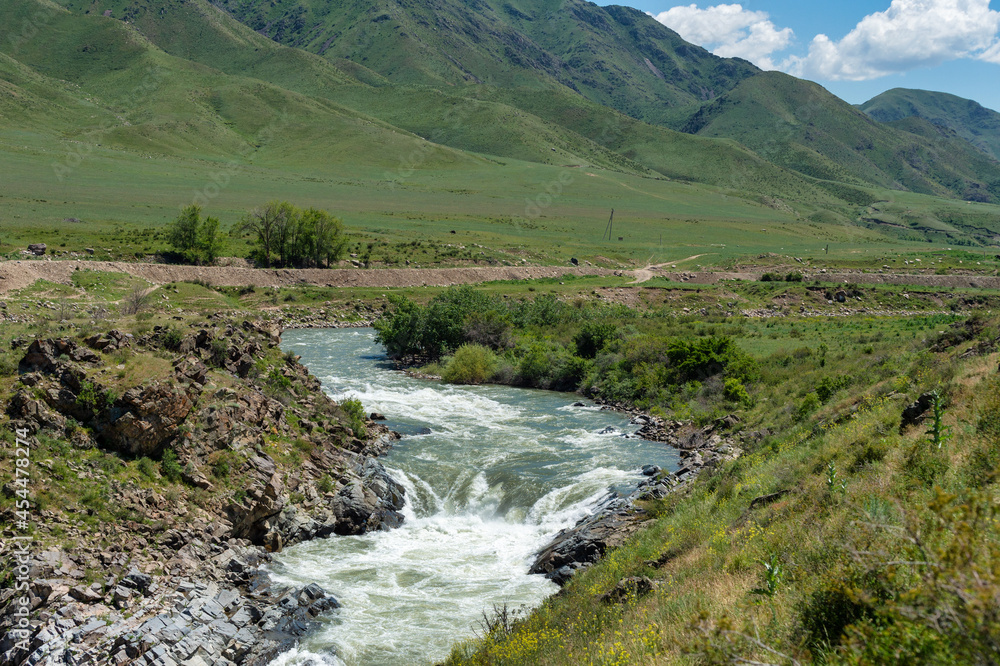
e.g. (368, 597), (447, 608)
(1, 319), (406, 666)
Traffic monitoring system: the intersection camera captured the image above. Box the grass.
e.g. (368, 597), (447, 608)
(443, 304), (1000, 665)
(1, 0), (1000, 270)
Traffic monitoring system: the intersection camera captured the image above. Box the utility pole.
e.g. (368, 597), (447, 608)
(602, 209), (614, 241)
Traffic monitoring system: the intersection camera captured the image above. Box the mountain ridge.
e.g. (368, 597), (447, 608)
(860, 88), (1000, 162)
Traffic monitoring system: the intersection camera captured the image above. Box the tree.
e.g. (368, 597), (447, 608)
(302, 208), (347, 267)
(167, 206), (199, 258)
(236, 201), (348, 267)
(235, 200), (290, 267)
(197, 216), (223, 265)
(166, 205), (222, 265)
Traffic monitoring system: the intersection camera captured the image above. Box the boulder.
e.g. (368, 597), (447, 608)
(18, 339), (99, 374)
(599, 576), (659, 604)
(84, 329), (131, 353)
(900, 392), (937, 432)
(173, 357), (208, 386)
(6, 390), (67, 432)
(529, 493), (639, 585)
(27, 243), (46, 256)
(95, 382), (194, 457)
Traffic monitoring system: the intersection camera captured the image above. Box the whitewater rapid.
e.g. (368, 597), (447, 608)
(269, 329), (676, 665)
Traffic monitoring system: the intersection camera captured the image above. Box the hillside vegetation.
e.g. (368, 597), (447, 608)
(412, 288), (1000, 665)
(862, 88), (1000, 162)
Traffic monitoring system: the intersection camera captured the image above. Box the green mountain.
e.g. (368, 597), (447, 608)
(667, 72), (1000, 202)
(860, 88), (1000, 161)
(209, 0), (1000, 203)
(2, 0), (1000, 261)
(3, 0), (835, 201)
(213, 0), (759, 124)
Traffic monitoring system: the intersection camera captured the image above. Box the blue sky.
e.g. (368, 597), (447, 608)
(597, 1), (1000, 112)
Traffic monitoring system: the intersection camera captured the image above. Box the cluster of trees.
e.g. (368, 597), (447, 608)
(234, 200), (347, 268)
(165, 205), (223, 265)
(374, 286), (758, 408)
(166, 200), (347, 267)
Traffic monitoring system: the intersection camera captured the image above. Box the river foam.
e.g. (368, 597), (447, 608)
(269, 329), (677, 665)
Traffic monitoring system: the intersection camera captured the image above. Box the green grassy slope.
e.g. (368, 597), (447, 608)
(27, 0), (838, 196)
(213, 0), (758, 123)
(670, 72), (1000, 203)
(0, 0), (486, 168)
(861, 88), (1000, 161)
(211, 0), (1000, 204)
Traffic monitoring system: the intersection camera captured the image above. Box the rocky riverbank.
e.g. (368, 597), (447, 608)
(1, 317), (406, 665)
(529, 412), (749, 585)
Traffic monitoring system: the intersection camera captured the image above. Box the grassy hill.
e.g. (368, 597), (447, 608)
(666, 72), (1000, 204)
(213, 0), (759, 123)
(861, 88), (1000, 161)
(1, 0), (1000, 263)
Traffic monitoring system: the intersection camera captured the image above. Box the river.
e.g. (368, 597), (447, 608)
(268, 328), (677, 666)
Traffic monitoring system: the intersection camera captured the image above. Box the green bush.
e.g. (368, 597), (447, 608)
(341, 397), (368, 438)
(722, 378), (751, 405)
(797, 392), (821, 421)
(816, 375), (850, 402)
(161, 449), (183, 483)
(137, 457), (158, 480)
(161, 326), (184, 350)
(574, 321), (620, 359)
(213, 458), (231, 479)
(209, 339), (229, 368)
(442, 344), (497, 384)
(264, 368), (292, 395)
(799, 587), (876, 653)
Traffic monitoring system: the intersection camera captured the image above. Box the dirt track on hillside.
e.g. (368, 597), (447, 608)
(0, 259), (619, 295)
(2, 258), (999, 296)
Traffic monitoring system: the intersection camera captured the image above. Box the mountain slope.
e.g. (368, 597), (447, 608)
(669, 72), (1000, 202)
(214, 0), (1000, 203)
(213, 0), (759, 124)
(0, 0), (481, 169)
(32, 0), (841, 199)
(860, 88), (1000, 161)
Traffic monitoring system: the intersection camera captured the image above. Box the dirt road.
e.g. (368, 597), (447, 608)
(2, 258), (998, 296)
(0, 259), (618, 295)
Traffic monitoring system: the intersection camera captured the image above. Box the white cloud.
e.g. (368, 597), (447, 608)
(785, 0), (1000, 81)
(980, 39), (1000, 64)
(651, 4), (794, 70)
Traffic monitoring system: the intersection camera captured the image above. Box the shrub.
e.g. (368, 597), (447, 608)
(442, 344), (497, 384)
(137, 457), (158, 480)
(317, 474), (335, 494)
(160, 449), (183, 483)
(121, 286), (151, 315)
(341, 397), (368, 438)
(574, 321), (620, 359)
(264, 368), (292, 395)
(209, 339), (229, 368)
(816, 375), (850, 402)
(722, 378), (751, 405)
(800, 587), (876, 653)
(161, 326), (184, 350)
(797, 392), (821, 421)
(213, 458), (231, 479)
(463, 310), (513, 351)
